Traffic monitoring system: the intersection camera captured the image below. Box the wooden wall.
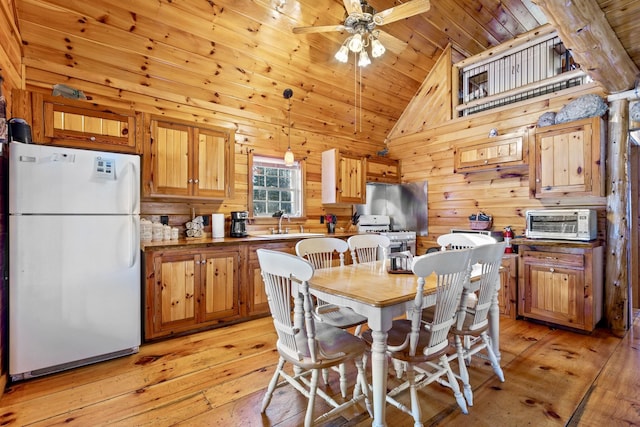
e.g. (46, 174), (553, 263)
(387, 83), (608, 254)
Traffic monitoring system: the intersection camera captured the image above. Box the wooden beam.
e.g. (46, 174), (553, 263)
(534, 0), (639, 93)
(605, 99), (630, 335)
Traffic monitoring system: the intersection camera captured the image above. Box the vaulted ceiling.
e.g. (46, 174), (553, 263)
(13, 0), (640, 146)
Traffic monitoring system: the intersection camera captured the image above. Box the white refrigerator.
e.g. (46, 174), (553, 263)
(8, 142), (141, 381)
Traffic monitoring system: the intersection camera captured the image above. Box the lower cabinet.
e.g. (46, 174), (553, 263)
(144, 246), (241, 340)
(517, 241), (603, 331)
(498, 254), (518, 319)
(246, 241), (296, 317)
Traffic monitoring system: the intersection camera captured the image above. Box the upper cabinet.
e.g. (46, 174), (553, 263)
(13, 89), (141, 154)
(531, 117), (605, 198)
(143, 117), (235, 200)
(321, 148), (366, 205)
(366, 156), (400, 183)
(454, 132), (525, 173)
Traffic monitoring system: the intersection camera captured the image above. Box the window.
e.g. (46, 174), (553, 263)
(250, 155), (303, 217)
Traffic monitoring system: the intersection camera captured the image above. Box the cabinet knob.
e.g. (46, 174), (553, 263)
(549, 267), (555, 273)
(194, 179), (199, 183)
(90, 136), (96, 141)
(484, 160), (488, 164)
(188, 179), (193, 183)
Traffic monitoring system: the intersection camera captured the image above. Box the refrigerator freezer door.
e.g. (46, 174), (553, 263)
(9, 142), (139, 215)
(9, 215), (141, 378)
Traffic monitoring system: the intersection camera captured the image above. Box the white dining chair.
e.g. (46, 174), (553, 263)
(295, 237), (368, 397)
(449, 241), (506, 406)
(347, 234), (391, 264)
(361, 248), (472, 425)
(256, 249), (372, 427)
(437, 232), (497, 251)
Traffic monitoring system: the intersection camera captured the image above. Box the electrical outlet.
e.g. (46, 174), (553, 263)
(320, 215), (324, 224)
(160, 215), (169, 225)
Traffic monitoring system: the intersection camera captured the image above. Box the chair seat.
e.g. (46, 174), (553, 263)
(315, 304), (368, 329)
(450, 312), (489, 336)
(281, 323), (368, 370)
(362, 319), (448, 364)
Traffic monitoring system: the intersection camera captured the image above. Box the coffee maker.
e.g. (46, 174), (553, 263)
(230, 211), (249, 237)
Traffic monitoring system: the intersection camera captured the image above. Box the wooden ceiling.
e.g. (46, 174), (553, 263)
(12, 0), (640, 147)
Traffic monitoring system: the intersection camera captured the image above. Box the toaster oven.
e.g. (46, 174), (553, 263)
(525, 209), (597, 241)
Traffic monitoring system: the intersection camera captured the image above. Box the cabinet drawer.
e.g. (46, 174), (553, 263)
(522, 251), (584, 268)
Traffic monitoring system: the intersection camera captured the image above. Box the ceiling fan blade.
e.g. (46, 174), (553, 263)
(375, 29), (408, 54)
(373, 0), (430, 26)
(293, 24), (346, 34)
(343, 0), (363, 15)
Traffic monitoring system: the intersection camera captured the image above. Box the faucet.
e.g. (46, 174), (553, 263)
(278, 213), (290, 234)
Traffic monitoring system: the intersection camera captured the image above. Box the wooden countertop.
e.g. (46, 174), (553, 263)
(512, 237), (603, 248)
(141, 231), (360, 251)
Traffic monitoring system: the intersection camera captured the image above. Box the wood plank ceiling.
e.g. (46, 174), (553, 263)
(12, 0), (640, 147)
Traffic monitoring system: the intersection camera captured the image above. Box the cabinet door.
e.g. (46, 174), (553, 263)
(366, 157), (400, 183)
(339, 155), (365, 204)
(247, 242), (296, 316)
(149, 120), (191, 196)
(24, 91), (140, 153)
(200, 249), (240, 322)
(520, 250), (585, 328)
(533, 117), (604, 198)
(455, 134), (524, 172)
(150, 252), (198, 338)
(194, 127), (233, 198)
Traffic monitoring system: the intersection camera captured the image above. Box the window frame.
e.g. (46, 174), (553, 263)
(248, 152), (306, 220)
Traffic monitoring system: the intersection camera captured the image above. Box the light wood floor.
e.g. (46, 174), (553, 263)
(1, 312), (638, 426)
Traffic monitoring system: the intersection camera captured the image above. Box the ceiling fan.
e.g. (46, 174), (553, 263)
(293, 0), (431, 66)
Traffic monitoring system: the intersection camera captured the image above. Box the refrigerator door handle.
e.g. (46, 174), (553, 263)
(128, 161), (138, 215)
(129, 216), (139, 268)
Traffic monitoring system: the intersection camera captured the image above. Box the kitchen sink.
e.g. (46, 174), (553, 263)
(251, 232), (325, 239)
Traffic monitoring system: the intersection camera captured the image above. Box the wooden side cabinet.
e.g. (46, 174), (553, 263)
(517, 241), (603, 331)
(13, 89), (141, 154)
(322, 148), (366, 204)
(366, 156), (400, 183)
(499, 254), (518, 319)
(454, 132), (525, 173)
(144, 246), (241, 340)
(531, 117), (605, 198)
(245, 241), (297, 317)
(143, 116), (235, 199)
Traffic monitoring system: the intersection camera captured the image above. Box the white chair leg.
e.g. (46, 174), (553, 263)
(339, 363), (348, 398)
(262, 358), (285, 413)
(322, 367), (329, 385)
(354, 356), (373, 417)
(441, 354), (468, 414)
(304, 370), (320, 427)
(481, 332), (505, 382)
(405, 367), (423, 427)
(455, 336), (473, 406)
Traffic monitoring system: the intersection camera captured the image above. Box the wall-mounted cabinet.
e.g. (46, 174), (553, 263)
(366, 156), (400, 183)
(143, 117), (235, 199)
(531, 117), (605, 198)
(321, 148), (366, 204)
(517, 241), (603, 332)
(454, 132), (525, 173)
(13, 89), (141, 154)
(144, 246), (241, 340)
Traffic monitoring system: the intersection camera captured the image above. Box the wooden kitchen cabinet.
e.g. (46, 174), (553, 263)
(531, 117), (605, 198)
(517, 241), (603, 331)
(144, 246), (240, 340)
(14, 89), (141, 154)
(245, 241), (297, 317)
(322, 148), (366, 204)
(454, 132), (525, 173)
(499, 254), (518, 319)
(143, 117), (235, 199)
(366, 156), (400, 183)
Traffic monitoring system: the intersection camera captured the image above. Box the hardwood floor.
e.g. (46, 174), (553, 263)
(1, 312), (638, 426)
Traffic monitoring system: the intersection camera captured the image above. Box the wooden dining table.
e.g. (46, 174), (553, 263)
(307, 259), (501, 427)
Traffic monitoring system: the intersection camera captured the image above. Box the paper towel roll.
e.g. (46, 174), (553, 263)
(212, 214), (225, 238)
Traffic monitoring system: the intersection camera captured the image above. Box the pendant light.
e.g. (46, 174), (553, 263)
(283, 88), (294, 166)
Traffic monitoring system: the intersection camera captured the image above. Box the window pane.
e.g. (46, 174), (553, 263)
(251, 156), (303, 217)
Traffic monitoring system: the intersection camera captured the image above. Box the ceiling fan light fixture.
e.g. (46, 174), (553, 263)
(335, 44), (349, 63)
(348, 33), (364, 52)
(370, 37), (385, 58)
(358, 50), (371, 67)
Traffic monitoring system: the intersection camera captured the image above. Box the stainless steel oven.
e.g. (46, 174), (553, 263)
(357, 214), (417, 256)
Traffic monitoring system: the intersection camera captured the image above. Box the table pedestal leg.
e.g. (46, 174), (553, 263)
(370, 329), (388, 427)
